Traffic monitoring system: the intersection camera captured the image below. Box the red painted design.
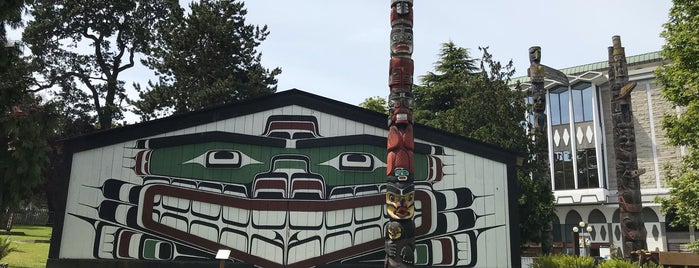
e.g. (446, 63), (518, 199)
(133, 150), (152, 176)
(117, 231), (135, 258)
(437, 237), (453, 265)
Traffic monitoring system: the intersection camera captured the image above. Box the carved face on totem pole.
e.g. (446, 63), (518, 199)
(388, 93), (413, 125)
(612, 54), (627, 79)
(529, 46), (541, 65)
(386, 183), (415, 219)
(528, 46), (545, 82)
(533, 96), (545, 113)
(615, 127), (635, 160)
(387, 221), (403, 240)
(390, 25), (413, 56)
(389, 57), (414, 90)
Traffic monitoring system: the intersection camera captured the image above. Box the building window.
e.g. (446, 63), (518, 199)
(572, 83), (594, 123)
(554, 150), (575, 190)
(577, 148), (599, 189)
(547, 82), (603, 191)
(550, 87), (570, 126)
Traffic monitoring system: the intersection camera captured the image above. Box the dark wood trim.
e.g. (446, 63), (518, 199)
(47, 145), (73, 259)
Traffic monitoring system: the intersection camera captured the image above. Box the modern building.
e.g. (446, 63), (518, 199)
(515, 51), (694, 256)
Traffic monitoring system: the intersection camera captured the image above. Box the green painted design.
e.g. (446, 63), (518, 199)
(415, 244), (429, 265)
(147, 142), (431, 186)
(143, 239), (158, 259)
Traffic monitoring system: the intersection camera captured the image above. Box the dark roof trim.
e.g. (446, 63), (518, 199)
(64, 89), (517, 165)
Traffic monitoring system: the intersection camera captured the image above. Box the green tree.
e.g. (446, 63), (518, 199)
(413, 42), (478, 128)
(655, 0), (699, 253)
(1, 0), (59, 215)
(0, 0), (24, 68)
(1, 43), (59, 214)
(359, 96), (388, 114)
(133, 0), (281, 120)
(22, 0), (179, 129)
(413, 42), (555, 245)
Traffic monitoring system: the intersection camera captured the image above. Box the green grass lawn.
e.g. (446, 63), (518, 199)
(1, 225), (52, 268)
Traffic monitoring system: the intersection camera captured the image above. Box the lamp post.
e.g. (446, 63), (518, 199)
(573, 221), (593, 256)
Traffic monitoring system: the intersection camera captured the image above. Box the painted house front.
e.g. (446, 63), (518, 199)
(47, 89), (520, 268)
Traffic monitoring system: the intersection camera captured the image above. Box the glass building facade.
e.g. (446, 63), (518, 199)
(548, 82), (603, 191)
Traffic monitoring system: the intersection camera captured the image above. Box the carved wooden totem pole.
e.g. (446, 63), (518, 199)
(528, 47), (547, 133)
(385, 0), (415, 267)
(527, 46), (553, 255)
(608, 35), (647, 257)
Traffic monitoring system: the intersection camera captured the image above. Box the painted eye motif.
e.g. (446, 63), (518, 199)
(388, 193), (396, 202)
(319, 152), (386, 172)
(183, 150), (262, 168)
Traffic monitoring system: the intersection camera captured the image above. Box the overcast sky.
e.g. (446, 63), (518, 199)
(9, 0), (673, 120)
(233, 0), (672, 106)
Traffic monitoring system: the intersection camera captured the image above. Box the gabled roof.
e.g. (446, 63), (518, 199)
(65, 89), (517, 165)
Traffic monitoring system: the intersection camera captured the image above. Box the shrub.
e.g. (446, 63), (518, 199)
(0, 236), (16, 261)
(596, 259), (637, 268)
(531, 254), (595, 268)
(531, 254), (661, 268)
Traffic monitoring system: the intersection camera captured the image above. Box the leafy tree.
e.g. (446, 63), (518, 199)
(1, 41), (59, 214)
(0, 0), (24, 68)
(132, 0), (281, 120)
(655, 0), (699, 253)
(413, 42), (555, 245)
(359, 96), (388, 114)
(22, 0), (179, 129)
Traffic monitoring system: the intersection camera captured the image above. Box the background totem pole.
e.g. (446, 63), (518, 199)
(385, 0), (416, 267)
(608, 35), (647, 257)
(527, 46), (553, 255)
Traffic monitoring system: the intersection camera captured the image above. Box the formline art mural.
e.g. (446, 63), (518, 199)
(46, 90), (521, 268)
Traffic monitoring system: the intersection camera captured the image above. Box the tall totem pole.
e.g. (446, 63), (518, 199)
(608, 35), (647, 257)
(385, 0), (415, 267)
(527, 46), (553, 255)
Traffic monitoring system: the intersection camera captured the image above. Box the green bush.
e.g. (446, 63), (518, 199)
(596, 259), (637, 268)
(531, 254), (661, 268)
(531, 254), (595, 268)
(0, 236), (16, 261)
